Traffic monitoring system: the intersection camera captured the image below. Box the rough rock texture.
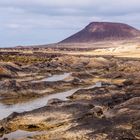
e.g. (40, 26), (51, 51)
(1, 49), (140, 139)
(0, 62), (20, 79)
(0, 56), (112, 104)
(1, 79), (140, 140)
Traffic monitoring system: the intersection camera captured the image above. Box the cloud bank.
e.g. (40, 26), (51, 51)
(0, 0), (140, 47)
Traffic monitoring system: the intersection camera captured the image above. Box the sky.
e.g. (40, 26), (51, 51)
(0, 0), (140, 47)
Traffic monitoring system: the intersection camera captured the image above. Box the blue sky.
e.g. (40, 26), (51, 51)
(0, 0), (140, 47)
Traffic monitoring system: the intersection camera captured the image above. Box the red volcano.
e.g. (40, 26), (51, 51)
(60, 22), (140, 43)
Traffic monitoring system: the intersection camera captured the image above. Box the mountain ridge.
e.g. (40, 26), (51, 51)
(60, 22), (140, 43)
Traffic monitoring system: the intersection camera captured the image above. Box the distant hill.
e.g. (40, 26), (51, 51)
(60, 22), (140, 43)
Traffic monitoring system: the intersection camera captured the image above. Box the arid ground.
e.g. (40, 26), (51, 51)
(0, 39), (140, 140)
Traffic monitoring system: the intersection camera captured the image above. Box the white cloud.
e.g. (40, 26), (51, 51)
(6, 23), (21, 29)
(0, 0), (140, 47)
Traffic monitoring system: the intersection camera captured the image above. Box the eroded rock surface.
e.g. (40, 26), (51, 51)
(0, 51), (140, 139)
(1, 78), (140, 139)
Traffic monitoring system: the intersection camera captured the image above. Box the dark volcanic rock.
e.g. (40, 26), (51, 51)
(60, 22), (140, 43)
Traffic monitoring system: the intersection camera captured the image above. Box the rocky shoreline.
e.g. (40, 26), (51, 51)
(1, 79), (140, 140)
(0, 50), (140, 140)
